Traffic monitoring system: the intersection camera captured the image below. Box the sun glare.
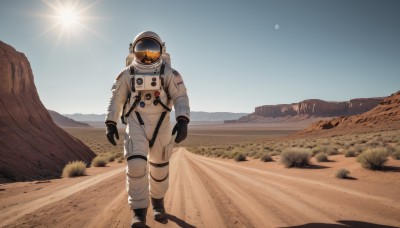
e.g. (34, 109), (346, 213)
(36, 0), (109, 47)
(59, 9), (78, 27)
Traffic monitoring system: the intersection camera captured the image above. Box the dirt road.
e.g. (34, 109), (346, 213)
(1, 148), (399, 227)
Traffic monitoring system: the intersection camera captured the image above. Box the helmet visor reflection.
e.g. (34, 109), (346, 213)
(134, 38), (161, 65)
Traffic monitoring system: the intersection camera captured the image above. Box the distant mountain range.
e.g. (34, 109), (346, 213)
(63, 111), (248, 122)
(48, 110), (90, 127)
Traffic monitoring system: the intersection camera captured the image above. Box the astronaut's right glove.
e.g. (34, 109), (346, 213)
(172, 116), (189, 144)
(106, 121), (119, 146)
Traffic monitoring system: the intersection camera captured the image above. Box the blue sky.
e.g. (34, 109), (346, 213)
(1, 0), (399, 114)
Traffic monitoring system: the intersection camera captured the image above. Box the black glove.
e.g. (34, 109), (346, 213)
(106, 121), (119, 146)
(172, 117), (189, 144)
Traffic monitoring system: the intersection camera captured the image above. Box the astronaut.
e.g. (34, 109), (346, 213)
(105, 31), (190, 228)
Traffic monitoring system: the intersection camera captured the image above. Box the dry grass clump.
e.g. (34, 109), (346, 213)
(184, 128), (400, 166)
(62, 161), (87, 177)
(102, 152), (121, 162)
(280, 148), (311, 168)
(336, 168), (350, 179)
(315, 152), (329, 162)
(234, 153), (246, 162)
(252, 151), (265, 159)
(357, 147), (388, 170)
(344, 149), (357, 157)
(391, 151), (400, 160)
(91, 156), (108, 167)
(260, 154), (273, 162)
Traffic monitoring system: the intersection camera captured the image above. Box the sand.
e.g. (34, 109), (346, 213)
(1, 148), (399, 228)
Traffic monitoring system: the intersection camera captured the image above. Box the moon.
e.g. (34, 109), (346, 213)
(275, 24), (280, 30)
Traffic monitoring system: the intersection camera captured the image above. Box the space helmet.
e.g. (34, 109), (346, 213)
(132, 31), (162, 66)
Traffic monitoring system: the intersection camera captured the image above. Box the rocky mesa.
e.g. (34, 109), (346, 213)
(227, 97), (384, 123)
(302, 91), (400, 133)
(0, 41), (95, 182)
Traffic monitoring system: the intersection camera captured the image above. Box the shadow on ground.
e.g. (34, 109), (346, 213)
(281, 220), (398, 228)
(166, 214), (196, 228)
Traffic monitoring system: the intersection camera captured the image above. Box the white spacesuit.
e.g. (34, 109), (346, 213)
(105, 31), (190, 228)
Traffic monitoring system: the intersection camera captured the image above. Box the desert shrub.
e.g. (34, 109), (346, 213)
(264, 146), (273, 151)
(325, 147), (339, 155)
(344, 149), (357, 157)
(228, 151), (238, 159)
(253, 151), (264, 159)
(234, 153), (246, 162)
(260, 154), (273, 162)
(247, 151), (257, 157)
(91, 156), (108, 167)
(62, 161), (86, 177)
(357, 148), (388, 170)
(270, 151), (280, 156)
(315, 152), (329, 162)
(391, 151), (400, 160)
(280, 148), (311, 168)
(336, 168), (350, 179)
(311, 147), (322, 157)
(101, 152), (119, 162)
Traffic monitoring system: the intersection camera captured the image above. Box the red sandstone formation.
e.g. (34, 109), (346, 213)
(302, 91), (400, 133)
(229, 98), (383, 123)
(0, 41), (95, 182)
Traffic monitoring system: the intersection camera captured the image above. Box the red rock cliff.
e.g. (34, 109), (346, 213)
(254, 98), (383, 117)
(301, 91), (400, 133)
(231, 97), (384, 123)
(0, 41), (95, 182)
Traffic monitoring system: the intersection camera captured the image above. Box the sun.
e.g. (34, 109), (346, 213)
(36, 0), (109, 47)
(58, 9), (78, 27)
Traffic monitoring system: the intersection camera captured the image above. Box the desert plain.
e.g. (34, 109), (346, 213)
(1, 120), (399, 228)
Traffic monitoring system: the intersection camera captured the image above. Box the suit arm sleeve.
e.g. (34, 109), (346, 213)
(166, 69), (190, 121)
(105, 70), (130, 124)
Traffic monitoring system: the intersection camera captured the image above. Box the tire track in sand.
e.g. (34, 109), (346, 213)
(0, 166), (125, 227)
(182, 149), (400, 227)
(2, 148), (399, 227)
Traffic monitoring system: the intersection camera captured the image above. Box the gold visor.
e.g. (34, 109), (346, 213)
(134, 38), (161, 65)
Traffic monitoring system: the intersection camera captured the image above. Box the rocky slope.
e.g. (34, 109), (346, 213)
(48, 110), (90, 127)
(227, 97), (383, 123)
(301, 91), (400, 133)
(0, 41), (95, 182)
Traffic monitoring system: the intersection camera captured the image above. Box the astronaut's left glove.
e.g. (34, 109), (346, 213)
(106, 121), (119, 146)
(172, 116), (189, 144)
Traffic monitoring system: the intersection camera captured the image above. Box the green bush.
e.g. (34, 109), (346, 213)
(336, 168), (350, 179)
(91, 156), (108, 167)
(280, 148), (311, 168)
(260, 154), (273, 162)
(234, 153), (246, 162)
(315, 152), (329, 162)
(62, 161), (87, 177)
(357, 148), (388, 170)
